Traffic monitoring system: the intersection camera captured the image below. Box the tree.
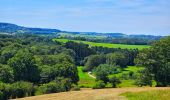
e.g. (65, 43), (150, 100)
(36, 54), (79, 84)
(109, 76), (121, 88)
(65, 41), (95, 65)
(95, 65), (109, 83)
(0, 43), (22, 64)
(135, 69), (153, 87)
(84, 54), (106, 71)
(106, 52), (128, 68)
(136, 36), (170, 86)
(8, 49), (40, 83)
(0, 64), (14, 83)
(92, 80), (105, 89)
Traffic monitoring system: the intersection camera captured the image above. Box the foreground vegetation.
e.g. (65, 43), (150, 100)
(121, 89), (170, 100)
(54, 38), (150, 50)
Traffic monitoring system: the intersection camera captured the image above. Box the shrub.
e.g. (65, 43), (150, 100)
(0, 83), (12, 100)
(92, 81), (105, 89)
(36, 82), (60, 95)
(71, 84), (80, 91)
(36, 78), (72, 95)
(109, 76), (121, 88)
(0, 91), (3, 100)
(11, 81), (34, 99)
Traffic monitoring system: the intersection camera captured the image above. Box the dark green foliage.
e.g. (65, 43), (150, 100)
(0, 34), (80, 99)
(8, 49), (40, 83)
(36, 78), (72, 94)
(84, 54), (106, 71)
(0, 43), (22, 64)
(92, 80), (105, 89)
(0, 83), (11, 100)
(106, 52), (128, 68)
(135, 69), (152, 87)
(11, 81), (34, 98)
(0, 64), (14, 83)
(37, 54), (79, 84)
(135, 36), (170, 86)
(109, 76), (121, 88)
(95, 64), (110, 83)
(65, 41), (95, 65)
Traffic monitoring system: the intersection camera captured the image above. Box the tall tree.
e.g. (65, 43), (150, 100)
(136, 36), (170, 86)
(8, 49), (40, 83)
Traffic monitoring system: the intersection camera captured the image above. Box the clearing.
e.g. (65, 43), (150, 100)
(16, 87), (170, 100)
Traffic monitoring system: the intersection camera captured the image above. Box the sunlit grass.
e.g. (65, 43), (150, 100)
(78, 66), (95, 88)
(121, 89), (170, 100)
(53, 38), (150, 50)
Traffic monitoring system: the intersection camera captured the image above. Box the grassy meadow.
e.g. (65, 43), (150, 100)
(121, 89), (170, 100)
(78, 66), (96, 87)
(78, 66), (144, 88)
(53, 38), (150, 50)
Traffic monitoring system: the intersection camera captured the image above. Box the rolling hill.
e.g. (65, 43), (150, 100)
(0, 22), (163, 40)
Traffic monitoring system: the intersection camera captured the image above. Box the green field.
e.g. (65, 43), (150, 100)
(53, 38), (150, 50)
(109, 66), (144, 78)
(109, 66), (144, 87)
(78, 66), (96, 88)
(78, 66), (144, 88)
(121, 89), (170, 100)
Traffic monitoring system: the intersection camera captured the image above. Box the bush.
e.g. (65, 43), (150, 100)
(11, 81), (34, 99)
(36, 82), (60, 95)
(0, 83), (12, 100)
(36, 78), (72, 95)
(109, 76), (121, 88)
(71, 84), (80, 91)
(92, 81), (105, 89)
(0, 91), (3, 100)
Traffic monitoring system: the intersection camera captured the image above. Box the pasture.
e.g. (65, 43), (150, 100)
(53, 38), (150, 50)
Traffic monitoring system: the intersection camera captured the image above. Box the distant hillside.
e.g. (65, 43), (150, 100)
(0, 22), (164, 40)
(0, 22), (61, 35)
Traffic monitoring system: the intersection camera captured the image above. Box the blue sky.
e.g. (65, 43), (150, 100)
(0, 0), (170, 36)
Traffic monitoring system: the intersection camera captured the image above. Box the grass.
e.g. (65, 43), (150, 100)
(108, 66), (144, 87)
(121, 89), (170, 100)
(78, 66), (144, 88)
(109, 66), (144, 78)
(78, 66), (96, 88)
(53, 38), (150, 50)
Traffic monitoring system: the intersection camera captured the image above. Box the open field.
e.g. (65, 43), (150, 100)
(78, 66), (96, 87)
(53, 39), (150, 50)
(16, 87), (170, 100)
(109, 66), (144, 78)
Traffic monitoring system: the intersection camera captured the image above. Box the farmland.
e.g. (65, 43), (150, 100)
(53, 38), (150, 50)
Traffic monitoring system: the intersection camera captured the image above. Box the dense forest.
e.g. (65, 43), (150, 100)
(0, 33), (169, 99)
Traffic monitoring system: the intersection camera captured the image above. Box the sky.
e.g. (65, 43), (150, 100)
(0, 0), (170, 36)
